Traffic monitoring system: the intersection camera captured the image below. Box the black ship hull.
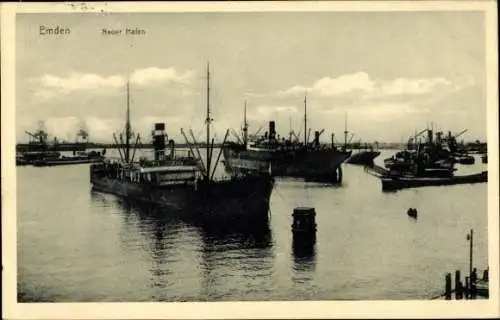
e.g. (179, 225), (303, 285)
(16, 151), (61, 166)
(16, 142), (88, 153)
(345, 150), (381, 165)
(222, 144), (351, 182)
(381, 171), (487, 191)
(90, 169), (274, 224)
(33, 157), (104, 167)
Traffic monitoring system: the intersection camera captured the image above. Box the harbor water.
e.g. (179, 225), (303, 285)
(17, 149), (488, 301)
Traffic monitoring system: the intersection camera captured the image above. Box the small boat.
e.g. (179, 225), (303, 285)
(407, 208), (418, 219)
(381, 171), (487, 191)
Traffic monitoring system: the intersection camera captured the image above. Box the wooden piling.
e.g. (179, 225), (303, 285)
(455, 270), (463, 300)
(470, 268), (478, 299)
(445, 273), (452, 300)
(468, 229), (474, 279)
(442, 267), (488, 300)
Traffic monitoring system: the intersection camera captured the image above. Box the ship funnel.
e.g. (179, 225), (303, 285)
(153, 123), (166, 161)
(269, 121), (276, 140)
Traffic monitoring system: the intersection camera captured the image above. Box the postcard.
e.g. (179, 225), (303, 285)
(1, 1), (498, 319)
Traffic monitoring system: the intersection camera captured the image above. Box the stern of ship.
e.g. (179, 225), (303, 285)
(195, 173), (274, 227)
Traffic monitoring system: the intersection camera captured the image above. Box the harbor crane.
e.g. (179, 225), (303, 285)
(76, 129), (89, 142)
(230, 128), (243, 144)
(25, 130), (48, 144)
(453, 129), (468, 139)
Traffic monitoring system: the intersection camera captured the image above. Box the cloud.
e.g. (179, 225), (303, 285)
(313, 72), (376, 96)
(130, 67), (193, 86)
(31, 67), (194, 101)
(276, 85), (310, 97)
(317, 102), (429, 116)
(380, 77), (450, 96)
(255, 105), (298, 117)
(244, 91), (266, 98)
(276, 72), (475, 100)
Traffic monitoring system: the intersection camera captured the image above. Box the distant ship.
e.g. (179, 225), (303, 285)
(383, 128), (461, 177)
(222, 96), (351, 183)
(90, 65), (274, 224)
(16, 150), (61, 166)
(345, 149), (381, 165)
(344, 137), (381, 165)
(32, 150), (105, 167)
(481, 153), (487, 164)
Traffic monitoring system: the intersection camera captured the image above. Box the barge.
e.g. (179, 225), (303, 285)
(33, 150), (105, 167)
(381, 171), (487, 191)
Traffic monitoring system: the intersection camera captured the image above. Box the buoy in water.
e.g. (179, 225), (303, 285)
(407, 208), (418, 219)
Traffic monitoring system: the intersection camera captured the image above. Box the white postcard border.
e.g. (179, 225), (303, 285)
(2, 1), (498, 319)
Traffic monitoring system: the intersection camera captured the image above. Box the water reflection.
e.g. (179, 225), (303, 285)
(90, 189), (275, 301)
(91, 193), (199, 300)
(198, 215), (274, 300)
(292, 234), (317, 274)
(292, 231), (317, 290)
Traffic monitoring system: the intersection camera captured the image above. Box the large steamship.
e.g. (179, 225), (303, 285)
(222, 96), (351, 183)
(90, 66), (274, 224)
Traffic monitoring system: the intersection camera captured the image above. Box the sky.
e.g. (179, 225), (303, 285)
(16, 11), (487, 144)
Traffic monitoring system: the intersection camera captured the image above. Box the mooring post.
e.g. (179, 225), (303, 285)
(292, 207), (317, 236)
(470, 268), (478, 299)
(468, 229), (474, 278)
(445, 273), (452, 300)
(292, 207), (317, 258)
(455, 270), (463, 300)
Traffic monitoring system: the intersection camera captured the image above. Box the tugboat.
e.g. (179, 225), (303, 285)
(90, 66), (274, 224)
(222, 95), (351, 183)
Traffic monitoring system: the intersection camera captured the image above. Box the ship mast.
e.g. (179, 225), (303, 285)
(243, 100), (248, 146)
(344, 112), (348, 150)
(125, 80), (131, 163)
(205, 63), (212, 182)
(304, 93), (307, 145)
